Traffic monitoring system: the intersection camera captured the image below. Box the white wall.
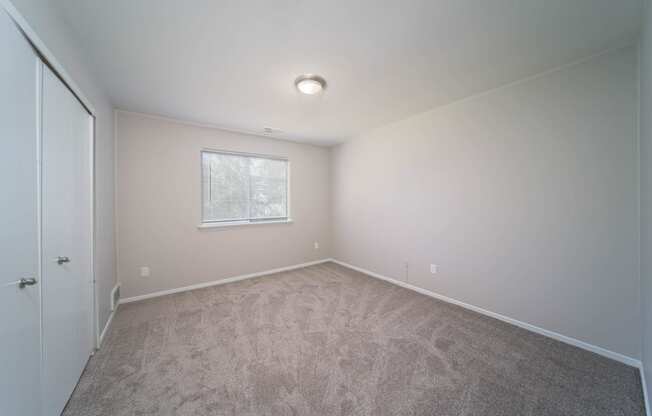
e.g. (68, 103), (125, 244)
(640, 0), (652, 401)
(116, 111), (331, 299)
(331, 46), (641, 359)
(8, 0), (116, 332)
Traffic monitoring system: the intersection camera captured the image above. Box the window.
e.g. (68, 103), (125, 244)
(201, 150), (289, 225)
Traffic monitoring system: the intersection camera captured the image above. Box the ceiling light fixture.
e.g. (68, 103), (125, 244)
(295, 74), (326, 95)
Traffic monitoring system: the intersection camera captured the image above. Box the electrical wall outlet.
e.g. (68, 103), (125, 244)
(139, 266), (150, 277)
(430, 264), (438, 274)
(314, 241), (319, 250)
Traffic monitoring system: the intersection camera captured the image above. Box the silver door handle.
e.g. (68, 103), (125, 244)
(19, 278), (37, 288)
(3, 278), (38, 289)
(57, 256), (71, 265)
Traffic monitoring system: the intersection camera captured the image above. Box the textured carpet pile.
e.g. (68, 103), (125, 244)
(63, 262), (645, 415)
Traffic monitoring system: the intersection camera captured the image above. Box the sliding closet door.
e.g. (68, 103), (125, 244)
(0, 9), (42, 416)
(41, 65), (93, 416)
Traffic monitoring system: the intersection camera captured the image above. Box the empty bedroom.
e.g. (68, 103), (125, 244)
(3, 0), (652, 415)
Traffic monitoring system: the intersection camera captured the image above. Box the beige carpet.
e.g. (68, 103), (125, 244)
(64, 262), (645, 415)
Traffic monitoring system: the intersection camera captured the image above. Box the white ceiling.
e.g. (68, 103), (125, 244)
(55, 0), (643, 145)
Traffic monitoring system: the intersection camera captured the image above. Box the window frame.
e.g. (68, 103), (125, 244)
(199, 149), (291, 228)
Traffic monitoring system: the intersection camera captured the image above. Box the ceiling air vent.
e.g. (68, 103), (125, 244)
(263, 126), (283, 135)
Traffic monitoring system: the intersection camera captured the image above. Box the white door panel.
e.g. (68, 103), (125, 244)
(41, 65), (93, 416)
(0, 9), (42, 416)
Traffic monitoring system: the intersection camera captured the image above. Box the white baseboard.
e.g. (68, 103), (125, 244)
(98, 305), (117, 347)
(119, 259), (332, 304)
(331, 259), (641, 368)
(110, 283), (121, 311)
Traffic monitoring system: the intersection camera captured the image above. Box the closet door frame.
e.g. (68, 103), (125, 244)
(1, 0), (100, 350)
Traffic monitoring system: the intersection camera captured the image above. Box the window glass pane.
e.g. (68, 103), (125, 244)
(203, 152), (250, 221)
(249, 157), (287, 219)
(202, 151), (288, 223)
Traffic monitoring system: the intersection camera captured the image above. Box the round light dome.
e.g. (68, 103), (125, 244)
(295, 74), (326, 95)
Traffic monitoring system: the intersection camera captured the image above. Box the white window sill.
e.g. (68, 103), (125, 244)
(197, 219), (293, 230)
